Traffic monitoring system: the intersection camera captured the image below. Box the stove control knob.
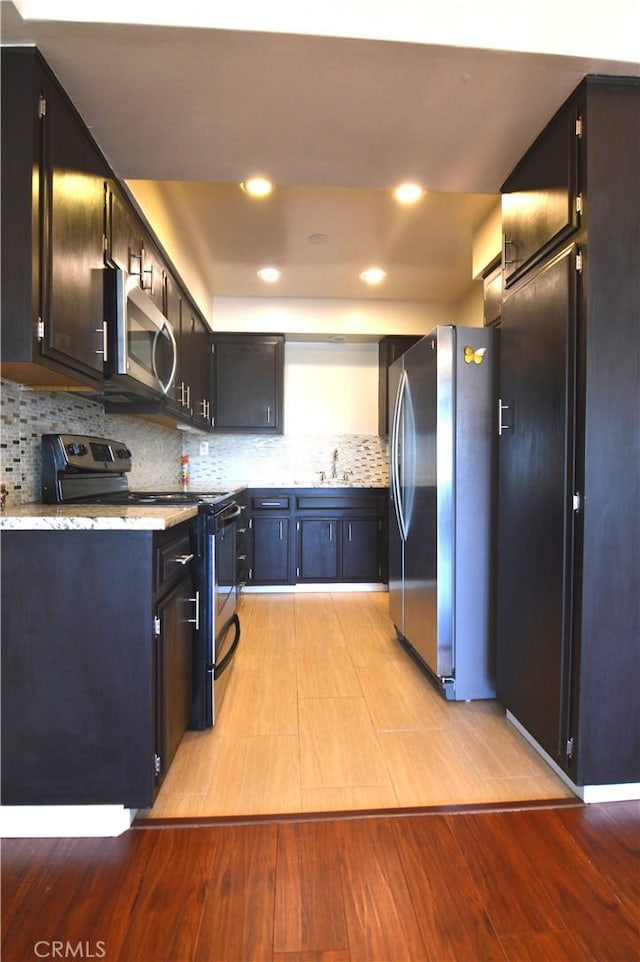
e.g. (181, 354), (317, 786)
(67, 442), (87, 457)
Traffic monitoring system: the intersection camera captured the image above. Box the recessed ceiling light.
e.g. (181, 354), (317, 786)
(394, 183), (424, 204)
(257, 266), (281, 283)
(241, 177), (273, 197)
(360, 267), (387, 285)
(308, 233), (329, 245)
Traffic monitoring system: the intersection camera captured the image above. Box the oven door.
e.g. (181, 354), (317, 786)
(212, 504), (242, 721)
(104, 267), (177, 398)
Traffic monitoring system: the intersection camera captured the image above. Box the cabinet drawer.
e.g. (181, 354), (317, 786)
(252, 496), (290, 510)
(296, 494), (385, 511)
(154, 528), (194, 593)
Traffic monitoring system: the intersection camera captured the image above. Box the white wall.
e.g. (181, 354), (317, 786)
(456, 283), (484, 329)
(211, 296), (454, 336)
(285, 342), (379, 435)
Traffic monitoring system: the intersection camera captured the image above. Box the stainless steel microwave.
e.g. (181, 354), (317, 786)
(104, 266), (177, 398)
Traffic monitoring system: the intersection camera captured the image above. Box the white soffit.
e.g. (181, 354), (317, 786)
(12, 0), (640, 63)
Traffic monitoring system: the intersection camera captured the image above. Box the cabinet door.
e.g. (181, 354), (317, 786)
(251, 516), (291, 584)
(502, 96), (582, 286)
(341, 517), (382, 581)
(213, 335), (284, 433)
(378, 335), (422, 435)
(184, 302), (213, 427)
(141, 236), (165, 314)
(155, 573), (195, 785)
(41, 69), (110, 379)
(298, 519), (339, 581)
(496, 245), (578, 771)
(106, 184), (142, 275)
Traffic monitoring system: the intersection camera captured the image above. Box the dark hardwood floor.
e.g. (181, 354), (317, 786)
(2, 801), (638, 962)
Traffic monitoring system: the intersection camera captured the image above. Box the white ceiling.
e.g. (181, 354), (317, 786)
(2, 2), (639, 303)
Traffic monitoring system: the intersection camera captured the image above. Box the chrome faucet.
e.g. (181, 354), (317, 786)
(331, 449), (338, 479)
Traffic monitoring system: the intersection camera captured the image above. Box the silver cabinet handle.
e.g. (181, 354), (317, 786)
(142, 262), (154, 292)
(329, 522), (333, 543)
(348, 522), (352, 542)
(172, 553), (194, 565)
(188, 590), (200, 630)
(279, 520), (284, 540)
(498, 398), (511, 436)
(503, 235), (517, 267)
(95, 321), (108, 361)
(129, 249), (142, 276)
(260, 501), (282, 507)
(266, 404), (272, 424)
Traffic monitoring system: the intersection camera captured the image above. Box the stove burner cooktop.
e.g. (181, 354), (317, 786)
(125, 491), (232, 505)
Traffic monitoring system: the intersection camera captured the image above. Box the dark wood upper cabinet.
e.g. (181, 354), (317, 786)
(182, 301), (213, 428)
(502, 92), (583, 287)
(211, 334), (284, 433)
(105, 183), (166, 314)
(1, 47), (110, 388)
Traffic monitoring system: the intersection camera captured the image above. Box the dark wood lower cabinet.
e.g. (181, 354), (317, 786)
(155, 571), (195, 784)
(341, 517), (383, 581)
(251, 515), (292, 584)
(298, 518), (339, 581)
(247, 488), (387, 587)
(0, 521), (197, 809)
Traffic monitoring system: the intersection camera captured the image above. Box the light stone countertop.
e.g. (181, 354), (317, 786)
(0, 503), (199, 531)
(229, 480), (389, 489)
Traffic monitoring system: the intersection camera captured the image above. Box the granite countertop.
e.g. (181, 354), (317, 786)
(236, 480), (389, 489)
(0, 503), (199, 531)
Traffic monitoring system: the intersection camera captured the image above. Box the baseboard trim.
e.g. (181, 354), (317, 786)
(0, 804), (137, 838)
(506, 711), (640, 803)
(242, 583), (387, 594)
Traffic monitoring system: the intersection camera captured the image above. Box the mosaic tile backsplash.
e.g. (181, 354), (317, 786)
(183, 432), (389, 489)
(1, 380), (181, 506)
(1, 379), (389, 507)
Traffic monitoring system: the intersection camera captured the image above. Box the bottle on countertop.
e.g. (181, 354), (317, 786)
(180, 454), (189, 492)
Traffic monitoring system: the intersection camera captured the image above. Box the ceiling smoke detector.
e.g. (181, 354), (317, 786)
(308, 233), (329, 245)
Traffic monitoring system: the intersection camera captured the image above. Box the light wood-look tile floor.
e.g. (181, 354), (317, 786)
(142, 591), (574, 819)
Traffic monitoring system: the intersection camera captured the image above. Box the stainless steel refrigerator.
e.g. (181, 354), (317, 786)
(389, 325), (497, 700)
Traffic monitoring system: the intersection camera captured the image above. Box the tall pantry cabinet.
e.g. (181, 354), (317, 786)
(496, 77), (639, 791)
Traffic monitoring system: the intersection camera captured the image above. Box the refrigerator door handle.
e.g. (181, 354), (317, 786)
(391, 369), (409, 541)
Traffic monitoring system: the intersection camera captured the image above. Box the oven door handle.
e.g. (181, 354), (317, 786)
(218, 503), (242, 526)
(213, 613), (241, 679)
